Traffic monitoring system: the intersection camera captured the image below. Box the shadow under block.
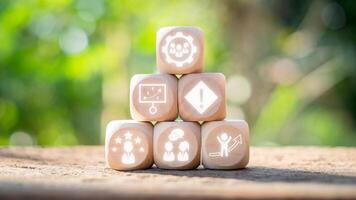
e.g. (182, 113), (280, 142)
(201, 120), (249, 169)
(156, 26), (204, 75)
(130, 74), (178, 122)
(105, 120), (153, 171)
(154, 121), (201, 169)
(2, 146), (356, 199)
(178, 73), (226, 122)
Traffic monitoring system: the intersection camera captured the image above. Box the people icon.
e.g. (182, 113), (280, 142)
(162, 31), (197, 67)
(217, 132), (232, 157)
(163, 141), (175, 162)
(177, 141), (189, 162)
(163, 128), (190, 162)
(114, 131), (146, 165)
(122, 140), (135, 164)
(169, 42), (190, 58)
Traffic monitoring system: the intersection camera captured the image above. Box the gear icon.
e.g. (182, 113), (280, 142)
(161, 31), (197, 67)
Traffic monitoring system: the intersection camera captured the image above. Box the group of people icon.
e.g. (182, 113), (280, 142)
(163, 140), (189, 162)
(168, 41), (191, 58)
(163, 128), (190, 162)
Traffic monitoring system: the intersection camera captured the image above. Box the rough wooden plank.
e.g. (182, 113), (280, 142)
(0, 146), (355, 199)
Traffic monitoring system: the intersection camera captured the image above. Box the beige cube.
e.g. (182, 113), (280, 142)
(154, 121), (201, 169)
(156, 26), (204, 75)
(105, 120), (153, 171)
(178, 73), (226, 122)
(130, 74), (178, 122)
(202, 120), (249, 169)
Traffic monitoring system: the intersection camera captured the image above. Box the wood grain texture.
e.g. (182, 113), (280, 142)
(0, 146), (356, 199)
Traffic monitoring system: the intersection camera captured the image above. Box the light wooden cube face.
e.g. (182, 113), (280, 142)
(178, 73), (226, 122)
(202, 120), (249, 169)
(130, 74), (178, 122)
(105, 120), (153, 171)
(154, 121), (201, 169)
(156, 26), (204, 75)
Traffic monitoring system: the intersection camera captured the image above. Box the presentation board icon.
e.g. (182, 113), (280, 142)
(139, 83), (167, 115)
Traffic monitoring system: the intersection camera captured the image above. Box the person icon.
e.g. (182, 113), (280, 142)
(217, 133), (232, 157)
(163, 141), (175, 162)
(177, 141), (189, 162)
(122, 141), (135, 164)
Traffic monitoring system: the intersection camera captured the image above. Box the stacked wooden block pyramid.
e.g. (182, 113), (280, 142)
(105, 26), (250, 170)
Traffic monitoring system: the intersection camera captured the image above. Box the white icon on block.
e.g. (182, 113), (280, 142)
(162, 31), (197, 67)
(177, 141), (189, 162)
(208, 133), (242, 158)
(163, 141), (175, 162)
(163, 128), (190, 162)
(111, 131), (145, 165)
(138, 83), (167, 115)
(185, 81), (217, 114)
(122, 140), (135, 164)
(168, 128), (184, 141)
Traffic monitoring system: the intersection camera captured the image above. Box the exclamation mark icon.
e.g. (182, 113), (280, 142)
(200, 88), (204, 109)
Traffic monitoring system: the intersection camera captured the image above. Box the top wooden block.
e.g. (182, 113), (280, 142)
(156, 26), (204, 75)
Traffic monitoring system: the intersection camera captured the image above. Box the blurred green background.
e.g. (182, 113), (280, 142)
(0, 0), (355, 146)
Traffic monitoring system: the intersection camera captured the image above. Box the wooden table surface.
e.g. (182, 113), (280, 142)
(0, 146), (355, 199)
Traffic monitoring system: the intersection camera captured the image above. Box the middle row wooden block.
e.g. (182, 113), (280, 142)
(130, 73), (226, 122)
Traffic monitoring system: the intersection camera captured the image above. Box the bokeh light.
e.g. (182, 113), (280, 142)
(10, 131), (36, 146)
(267, 58), (300, 85)
(29, 13), (60, 40)
(227, 105), (245, 120)
(321, 2), (346, 30)
(227, 75), (252, 105)
(75, 0), (105, 22)
(59, 27), (88, 54)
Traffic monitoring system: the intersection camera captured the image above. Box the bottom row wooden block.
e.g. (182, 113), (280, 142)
(105, 120), (249, 171)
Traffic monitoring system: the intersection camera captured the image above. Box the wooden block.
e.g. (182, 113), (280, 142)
(156, 26), (204, 75)
(201, 120), (249, 169)
(105, 120), (153, 171)
(130, 74), (178, 122)
(178, 73), (226, 122)
(154, 121), (201, 169)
